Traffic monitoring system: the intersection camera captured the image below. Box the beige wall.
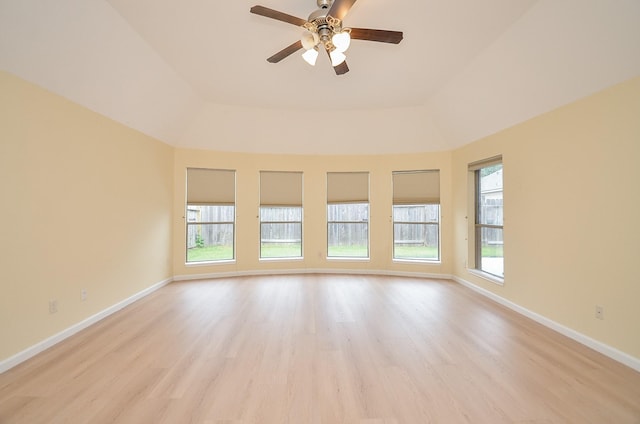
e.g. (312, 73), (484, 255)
(452, 76), (640, 359)
(2, 69), (639, 367)
(0, 72), (174, 362)
(173, 150), (453, 278)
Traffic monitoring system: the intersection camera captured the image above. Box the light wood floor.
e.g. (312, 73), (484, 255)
(1, 275), (639, 423)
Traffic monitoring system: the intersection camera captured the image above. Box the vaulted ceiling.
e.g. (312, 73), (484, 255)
(1, 0), (639, 154)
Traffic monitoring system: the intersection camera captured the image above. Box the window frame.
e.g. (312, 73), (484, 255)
(326, 172), (370, 259)
(259, 171), (304, 260)
(392, 204), (441, 262)
(259, 205), (303, 259)
(469, 157), (504, 282)
(392, 170), (441, 262)
(326, 202), (370, 259)
(185, 168), (236, 264)
(185, 204), (235, 263)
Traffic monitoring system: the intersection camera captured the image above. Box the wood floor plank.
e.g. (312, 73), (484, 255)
(1, 275), (639, 423)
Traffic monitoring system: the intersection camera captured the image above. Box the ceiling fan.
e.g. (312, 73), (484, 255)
(250, 0), (403, 75)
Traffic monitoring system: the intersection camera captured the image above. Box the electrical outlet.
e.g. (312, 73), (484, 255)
(49, 300), (58, 314)
(595, 305), (604, 320)
(81, 289), (87, 301)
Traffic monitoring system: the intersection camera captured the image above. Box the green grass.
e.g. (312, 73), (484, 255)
(188, 243), (502, 262)
(481, 244), (504, 257)
(187, 243), (303, 262)
(327, 245), (369, 257)
(394, 245), (438, 260)
(187, 245), (233, 262)
(260, 243), (302, 258)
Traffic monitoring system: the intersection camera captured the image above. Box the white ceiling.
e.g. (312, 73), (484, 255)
(1, 0), (639, 154)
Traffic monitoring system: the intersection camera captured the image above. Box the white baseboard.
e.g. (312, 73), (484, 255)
(452, 275), (640, 373)
(0, 277), (172, 374)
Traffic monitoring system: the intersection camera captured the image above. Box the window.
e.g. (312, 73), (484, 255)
(186, 168), (235, 262)
(327, 172), (369, 258)
(392, 170), (440, 261)
(260, 171), (303, 259)
(470, 157), (503, 278)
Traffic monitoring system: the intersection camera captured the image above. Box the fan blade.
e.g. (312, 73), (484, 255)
(267, 40), (303, 63)
(327, 0), (357, 22)
(325, 47), (349, 75)
(349, 28), (403, 44)
(250, 5), (307, 27)
(333, 60), (349, 75)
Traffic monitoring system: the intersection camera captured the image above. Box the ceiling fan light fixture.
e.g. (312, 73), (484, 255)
(301, 31), (319, 50)
(330, 49), (346, 66)
(332, 31), (351, 53)
(302, 48), (319, 66)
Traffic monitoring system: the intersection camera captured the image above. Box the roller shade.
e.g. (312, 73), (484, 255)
(468, 155), (502, 171)
(260, 171), (303, 206)
(327, 172), (369, 203)
(186, 168), (235, 205)
(393, 170), (440, 205)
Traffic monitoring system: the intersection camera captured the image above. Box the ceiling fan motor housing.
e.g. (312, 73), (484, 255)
(308, 1), (341, 47)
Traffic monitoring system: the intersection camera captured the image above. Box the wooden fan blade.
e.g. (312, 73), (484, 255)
(267, 40), (303, 63)
(349, 28), (403, 44)
(333, 60), (349, 75)
(327, 0), (357, 22)
(325, 47), (350, 75)
(250, 5), (307, 27)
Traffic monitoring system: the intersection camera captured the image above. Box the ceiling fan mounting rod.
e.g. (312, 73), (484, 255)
(305, 2), (344, 51)
(318, 26), (332, 46)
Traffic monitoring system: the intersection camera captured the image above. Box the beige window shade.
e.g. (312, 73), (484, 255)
(468, 155), (502, 171)
(260, 171), (303, 206)
(393, 170), (440, 204)
(186, 168), (235, 205)
(327, 172), (369, 203)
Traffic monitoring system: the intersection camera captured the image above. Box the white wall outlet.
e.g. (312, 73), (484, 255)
(81, 289), (87, 301)
(595, 305), (604, 320)
(49, 300), (58, 314)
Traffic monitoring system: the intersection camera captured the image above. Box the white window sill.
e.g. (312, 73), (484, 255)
(468, 269), (504, 286)
(259, 257), (304, 262)
(393, 259), (441, 265)
(327, 257), (370, 261)
(185, 260), (235, 267)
